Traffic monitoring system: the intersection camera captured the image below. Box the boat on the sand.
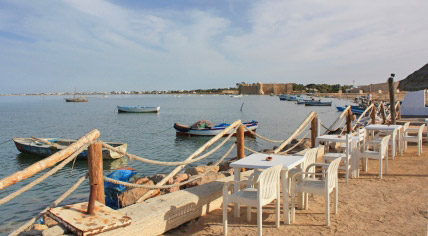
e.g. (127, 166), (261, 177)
(117, 106), (160, 113)
(174, 120), (258, 136)
(13, 137), (127, 159)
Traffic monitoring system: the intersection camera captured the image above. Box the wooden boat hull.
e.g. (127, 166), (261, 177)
(117, 106), (160, 113)
(13, 138), (127, 159)
(305, 102), (332, 106)
(65, 97), (88, 102)
(174, 121), (258, 136)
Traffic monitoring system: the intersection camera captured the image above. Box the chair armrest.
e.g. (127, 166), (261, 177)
(306, 163), (329, 172)
(292, 172), (324, 181)
(223, 180), (249, 195)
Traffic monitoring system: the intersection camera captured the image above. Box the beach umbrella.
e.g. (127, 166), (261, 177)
(397, 62), (428, 91)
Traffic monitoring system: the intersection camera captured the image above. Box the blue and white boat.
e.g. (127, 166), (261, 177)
(117, 106), (160, 113)
(174, 120), (258, 136)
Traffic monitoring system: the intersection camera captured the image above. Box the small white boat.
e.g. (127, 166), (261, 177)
(117, 106), (160, 113)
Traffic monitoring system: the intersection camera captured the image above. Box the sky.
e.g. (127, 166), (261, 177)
(0, 0), (428, 94)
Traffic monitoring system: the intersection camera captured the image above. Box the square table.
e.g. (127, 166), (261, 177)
(365, 124), (402, 158)
(230, 153), (305, 225)
(315, 134), (360, 178)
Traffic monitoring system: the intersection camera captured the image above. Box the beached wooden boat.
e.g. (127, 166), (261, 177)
(174, 120), (258, 136)
(13, 137), (127, 159)
(305, 101), (332, 106)
(117, 106), (160, 113)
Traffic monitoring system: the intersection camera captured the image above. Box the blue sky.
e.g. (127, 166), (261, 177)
(1, 0), (428, 93)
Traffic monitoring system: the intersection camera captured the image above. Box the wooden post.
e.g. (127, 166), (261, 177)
(311, 115), (318, 148)
(397, 102), (401, 120)
(346, 109), (352, 133)
(236, 125), (245, 172)
(380, 103), (386, 124)
(371, 105), (376, 124)
(388, 74), (396, 124)
(87, 141), (105, 214)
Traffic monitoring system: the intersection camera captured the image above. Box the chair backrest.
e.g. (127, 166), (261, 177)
(403, 122), (410, 134)
(418, 124), (426, 138)
(257, 165), (283, 201)
(357, 128), (366, 141)
(380, 135), (391, 157)
(302, 148), (318, 173)
(326, 157), (341, 189)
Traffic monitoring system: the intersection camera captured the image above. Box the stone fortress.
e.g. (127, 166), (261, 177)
(238, 82), (293, 95)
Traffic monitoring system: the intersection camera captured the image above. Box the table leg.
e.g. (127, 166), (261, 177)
(233, 167), (240, 218)
(296, 164), (304, 210)
(281, 170), (290, 224)
(391, 132), (396, 160)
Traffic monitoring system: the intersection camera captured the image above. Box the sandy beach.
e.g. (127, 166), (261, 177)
(165, 136), (428, 236)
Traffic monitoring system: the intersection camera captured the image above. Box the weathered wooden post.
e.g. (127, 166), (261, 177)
(236, 124), (245, 172)
(371, 105), (376, 124)
(388, 74), (396, 124)
(311, 115), (318, 147)
(397, 101), (401, 120)
(346, 109), (353, 133)
(87, 141), (105, 215)
(380, 103), (386, 124)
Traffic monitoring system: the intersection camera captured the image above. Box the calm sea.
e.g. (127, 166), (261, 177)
(0, 94), (351, 234)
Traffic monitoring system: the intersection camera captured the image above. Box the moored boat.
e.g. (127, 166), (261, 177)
(305, 101), (332, 106)
(117, 106), (160, 113)
(65, 97), (88, 102)
(13, 137), (127, 159)
(174, 120), (258, 136)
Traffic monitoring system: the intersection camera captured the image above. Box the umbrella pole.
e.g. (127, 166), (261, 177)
(388, 74), (396, 124)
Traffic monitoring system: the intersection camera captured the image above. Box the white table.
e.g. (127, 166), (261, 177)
(315, 134), (359, 178)
(230, 153), (305, 225)
(365, 124), (402, 159)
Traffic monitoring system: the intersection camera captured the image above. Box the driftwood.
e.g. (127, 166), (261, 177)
(0, 129), (100, 190)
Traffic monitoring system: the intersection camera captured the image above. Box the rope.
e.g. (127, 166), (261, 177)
(9, 175), (87, 236)
(244, 146), (262, 154)
(278, 130), (310, 155)
(102, 127), (237, 166)
(0, 139), (11, 146)
(243, 125), (287, 143)
(0, 143), (90, 206)
(143, 127), (174, 135)
(104, 143), (236, 189)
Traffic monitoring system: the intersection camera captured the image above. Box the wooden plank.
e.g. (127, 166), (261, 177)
(0, 129), (100, 190)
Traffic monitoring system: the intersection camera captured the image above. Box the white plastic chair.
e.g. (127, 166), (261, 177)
(403, 124), (425, 156)
(223, 165), (283, 236)
(360, 135), (391, 179)
(288, 147), (320, 189)
(322, 133), (352, 183)
(291, 157), (341, 226)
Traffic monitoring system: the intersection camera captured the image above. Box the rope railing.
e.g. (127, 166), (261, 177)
(242, 125), (286, 143)
(10, 174), (88, 236)
(352, 103), (374, 130)
(0, 143), (90, 206)
(102, 127), (237, 167)
(323, 106), (351, 135)
(277, 129), (310, 155)
(244, 146), (262, 154)
(273, 111), (316, 154)
(104, 143), (236, 190)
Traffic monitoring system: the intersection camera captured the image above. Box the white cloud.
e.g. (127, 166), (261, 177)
(0, 0), (428, 93)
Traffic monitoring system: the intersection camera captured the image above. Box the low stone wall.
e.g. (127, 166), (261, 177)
(98, 171), (253, 236)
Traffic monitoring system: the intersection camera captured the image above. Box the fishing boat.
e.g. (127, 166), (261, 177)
(336, 105), (365, 115)
(13, 137), (127, 159)
(117, 106), (160, 113)
(65, 89), (88, 102)
(305, 101), (332, 106)
(174, 120), (258, 136)
(279, 94), (290, 101)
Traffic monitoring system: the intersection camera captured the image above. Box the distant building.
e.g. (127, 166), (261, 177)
(238, 82), (293, 95)
(347, 82), (399, 93)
